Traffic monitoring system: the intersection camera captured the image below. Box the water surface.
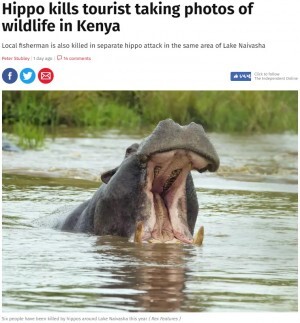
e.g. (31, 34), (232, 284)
(2, 132), (298, 312)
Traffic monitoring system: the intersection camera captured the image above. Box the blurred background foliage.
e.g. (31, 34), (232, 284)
(2, 91), (297, 148)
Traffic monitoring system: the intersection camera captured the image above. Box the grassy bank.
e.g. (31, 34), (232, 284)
(2, 91), (298, 148)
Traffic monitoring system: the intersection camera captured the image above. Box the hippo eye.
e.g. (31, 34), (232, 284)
(139, 155), (149, 163)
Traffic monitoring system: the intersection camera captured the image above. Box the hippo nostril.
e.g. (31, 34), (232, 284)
(202, 161), (219, 172)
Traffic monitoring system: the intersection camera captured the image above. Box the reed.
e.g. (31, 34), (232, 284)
(13, 122), (45, 149)
(2, 91), (297, 149)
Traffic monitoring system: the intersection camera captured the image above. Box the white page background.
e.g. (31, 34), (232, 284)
(0, 0), (299, 322)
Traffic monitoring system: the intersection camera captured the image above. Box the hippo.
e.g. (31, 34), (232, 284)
(2, 137), (21, 152)
(57, 119), (220, 245)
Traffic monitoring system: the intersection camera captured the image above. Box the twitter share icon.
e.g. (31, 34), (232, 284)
(20, 68), (36, 84)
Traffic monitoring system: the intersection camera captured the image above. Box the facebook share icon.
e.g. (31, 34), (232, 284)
(2, 68), (18, 84)
(20, 68), (36, 84)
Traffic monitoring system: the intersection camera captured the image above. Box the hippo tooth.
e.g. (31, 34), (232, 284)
(162, 168), (182, 193)
(134, 221), (144, 243)
(154, 166), (161, 178)
(147, 239), (161, 243)
(193, 226), (204, 246)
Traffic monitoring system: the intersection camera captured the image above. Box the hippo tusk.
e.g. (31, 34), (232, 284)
(134, 221), (144, 243)
(193, 226), (204, 246)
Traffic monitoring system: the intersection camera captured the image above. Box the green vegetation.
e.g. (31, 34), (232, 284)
(2, 91), (297, 148)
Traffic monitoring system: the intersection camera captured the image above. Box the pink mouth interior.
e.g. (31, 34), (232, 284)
(142, 149), (209, 244)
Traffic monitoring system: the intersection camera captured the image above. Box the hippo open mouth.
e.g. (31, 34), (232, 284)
(131, 120), (219, 245)
(135, 149), (209, 244)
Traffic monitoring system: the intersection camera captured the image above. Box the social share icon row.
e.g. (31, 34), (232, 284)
(2, 68), (54, 84)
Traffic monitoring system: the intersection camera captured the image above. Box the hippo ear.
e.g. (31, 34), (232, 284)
(101, 167), (119, 184)
(125, 143), (139, 158)
(101, 143), (139, 184)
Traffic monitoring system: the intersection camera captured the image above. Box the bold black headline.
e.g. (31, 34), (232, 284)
(1, 1), (255, 35)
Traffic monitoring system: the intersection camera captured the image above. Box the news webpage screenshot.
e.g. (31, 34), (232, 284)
(1, 0), (299, 322)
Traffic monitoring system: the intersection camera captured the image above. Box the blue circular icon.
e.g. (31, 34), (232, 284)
(2, 68), (18, 84)
(20, 68), (36, 84)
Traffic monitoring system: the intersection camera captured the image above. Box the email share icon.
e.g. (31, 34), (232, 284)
(38, 68), (54, 84)
(41, 72), (51, 80)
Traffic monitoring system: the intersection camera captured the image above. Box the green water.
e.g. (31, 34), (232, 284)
(2, 132), (298, 312)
